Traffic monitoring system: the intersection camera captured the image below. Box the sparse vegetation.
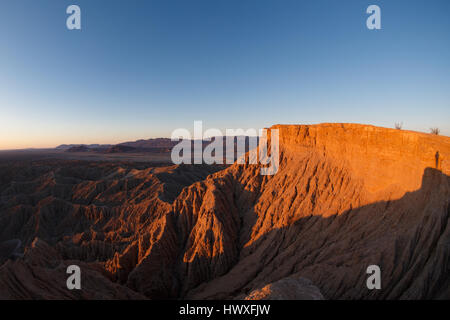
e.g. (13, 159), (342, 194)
(394, 122), (403, 130)
(430, 127), (440, 135)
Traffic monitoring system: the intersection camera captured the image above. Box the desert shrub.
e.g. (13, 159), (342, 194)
(394, 122), (403, 130)
(430, 127), (440, 135)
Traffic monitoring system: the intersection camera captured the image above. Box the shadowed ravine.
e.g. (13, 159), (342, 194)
(0, 124), (449, 300)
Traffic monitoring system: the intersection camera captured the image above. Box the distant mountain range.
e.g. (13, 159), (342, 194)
(119, 138), (177, 149)
(56, 144), (112, 151)
(58, 137), (259, 154)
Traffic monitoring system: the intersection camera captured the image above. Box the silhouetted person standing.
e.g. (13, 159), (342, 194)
(435, 151), (440, 169)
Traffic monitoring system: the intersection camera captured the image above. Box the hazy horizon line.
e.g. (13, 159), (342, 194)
(1, 122), (448, 152)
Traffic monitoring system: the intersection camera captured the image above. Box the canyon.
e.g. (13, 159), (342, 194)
(0, 123), (448, 300)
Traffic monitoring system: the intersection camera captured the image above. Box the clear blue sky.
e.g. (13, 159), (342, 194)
(0, 0), (449, 149)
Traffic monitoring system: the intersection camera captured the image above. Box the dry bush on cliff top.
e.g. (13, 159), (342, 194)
(430, 127), (440, 135)
(394, 122), (403, 130)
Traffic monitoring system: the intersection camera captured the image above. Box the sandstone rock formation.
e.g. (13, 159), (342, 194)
(0, 124), (448, 300)
(0, 238), (145, 299)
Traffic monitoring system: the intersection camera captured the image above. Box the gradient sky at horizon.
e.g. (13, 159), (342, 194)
(0, 0), (449, 149)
